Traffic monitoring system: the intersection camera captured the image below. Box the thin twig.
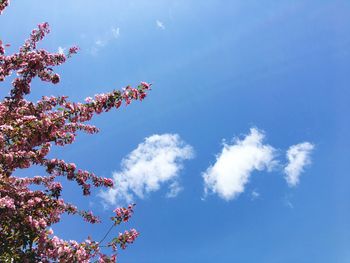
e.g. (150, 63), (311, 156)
(99, 223), (114, 244)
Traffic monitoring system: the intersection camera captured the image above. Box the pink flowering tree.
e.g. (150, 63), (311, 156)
(0, 1), (150, 262)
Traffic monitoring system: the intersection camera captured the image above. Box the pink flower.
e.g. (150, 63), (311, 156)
(0, 196), (15, 209)
(85, 97), (93, 103)
(0, 11), (146, 261)
(141, 82), (150, 89)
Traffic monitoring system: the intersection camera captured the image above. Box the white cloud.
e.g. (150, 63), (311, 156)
(285, 200), (294, 209)
(203, 128), (277, 201)
(251, 190), (260, 200)
(284, 142), (314, 187)
(58, 46), (65, 54)
(111, 27), (120, 39)
(100, 134), (194, 205)
(89, 26), (120, 55)
(95, 39), (106, 47)
(156, 20), (165, 30)
(166, 181), (183, 198)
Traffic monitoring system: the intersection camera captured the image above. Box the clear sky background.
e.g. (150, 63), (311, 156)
(1, 1), (350, 262)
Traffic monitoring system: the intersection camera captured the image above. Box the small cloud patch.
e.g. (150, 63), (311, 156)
(100, 134), (194, 206)
(156, 20), (165, 30)
(284, 142), (314, 187)
(203, 128), (277, 201)
(88, 26), (120, 55)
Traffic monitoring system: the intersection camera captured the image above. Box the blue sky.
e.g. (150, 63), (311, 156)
(1, 0), (350, 262)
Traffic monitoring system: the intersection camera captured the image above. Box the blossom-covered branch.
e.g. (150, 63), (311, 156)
(0, 3), (149, 262)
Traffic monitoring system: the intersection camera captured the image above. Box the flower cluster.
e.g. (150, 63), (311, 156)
(111, 204), (135, 225)
(108, 229), (140, 251)
(0, 3), (148, 262)
(0, 195), (15, 209)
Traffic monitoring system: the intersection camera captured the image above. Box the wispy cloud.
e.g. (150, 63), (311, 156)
(156, 20), (165, 30)
(100, 134), (194, 206)
(111, 27), (120, 39)
(285, 200), (294, 209)
(166, 181), (183, 198)
(95, 39), (106, 47)
(251, 190), (260, 200)
(88, 26), (120, 55)
(203, 128), (277, 201)
(284, 142), (314, 187)
(284, 193), (294, 208)
(57, 46), (65, 54)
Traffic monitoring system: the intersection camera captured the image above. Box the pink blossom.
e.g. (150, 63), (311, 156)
(0, 196), (15, 209)
(0, 4), (146, 261)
